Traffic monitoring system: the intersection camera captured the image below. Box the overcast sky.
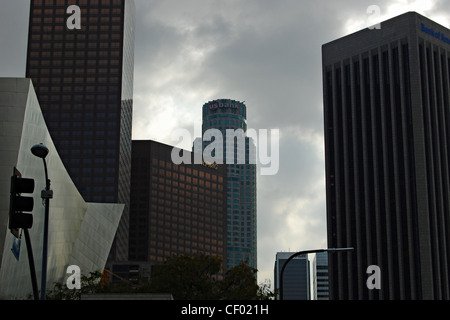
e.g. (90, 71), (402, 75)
(1, 0), (449, 289)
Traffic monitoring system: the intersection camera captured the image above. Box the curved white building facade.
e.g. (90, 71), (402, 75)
(0, 78), (124, 299)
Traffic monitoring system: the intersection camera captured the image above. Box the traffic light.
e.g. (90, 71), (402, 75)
(9, 169), (35, 235)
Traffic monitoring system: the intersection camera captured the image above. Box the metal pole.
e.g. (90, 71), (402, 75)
(279, 248), (354, 300)
(40, 158), (50, 300)
(23, 228), (39, 300)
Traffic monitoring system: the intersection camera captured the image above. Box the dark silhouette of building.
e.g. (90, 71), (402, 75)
(129, 140), (228, 273)
(25, 0), (135, 262)
(323, 12), (450, 300)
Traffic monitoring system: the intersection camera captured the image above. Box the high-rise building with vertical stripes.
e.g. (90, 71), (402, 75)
(322, 12), (450, 299)
(25, 0), (135, 263)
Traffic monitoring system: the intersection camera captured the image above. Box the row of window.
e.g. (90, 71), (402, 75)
(29, 50), (122, 59)
(31, 33), (121, 42)
(146, 244), (224, 255)
(31, 77), (121, 87)
(144, 248), (224, 263)
(149, 215), (224, 231)
(33, 0), (124, 7)
(30, 42), (122, 51)
(153, 168), (223, 189)
(29, 59), (121, 69)
(149, 190), (224, 209)
(30, 24), (122, 33)
(37, 85), (120, 94)
(31, 15), (122, 24)
(149, 177), (224, 198)
(131, 203), (224, 225)
(152, 158), (224, 182)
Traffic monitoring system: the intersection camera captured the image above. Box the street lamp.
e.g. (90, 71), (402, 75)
(279, 247), (354, 300)
(31, 143), (53, 300)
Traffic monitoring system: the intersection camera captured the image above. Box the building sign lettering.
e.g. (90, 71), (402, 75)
(209, 101), (240, 111)
(201, 160), (219, 170)
(421, 23), (450, 45)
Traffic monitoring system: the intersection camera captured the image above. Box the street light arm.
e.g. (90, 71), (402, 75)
(326, 247), (354, 252)
(279, 247), (354, 300)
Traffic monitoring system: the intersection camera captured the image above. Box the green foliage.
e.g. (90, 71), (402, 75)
(148, 253), (222, 300)
(46, 270), (103, 300)
(218, 260), (259, 299)
(45, 253), (275, 300)
(148, 253), (275, 300)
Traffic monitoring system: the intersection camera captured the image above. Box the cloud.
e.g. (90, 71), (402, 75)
(0, 0), (30, 77)
(130, 0), (450, 288)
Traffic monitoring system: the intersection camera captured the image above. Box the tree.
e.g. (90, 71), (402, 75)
(45, 270), (142, 300)
(148, 254), (275, 300)
(218, 260), (259, 299)
(44, 253), (276, 300)
(46, 271), (103, 300)
(257, 279), (278, 300)
(148, 252), (223, 300)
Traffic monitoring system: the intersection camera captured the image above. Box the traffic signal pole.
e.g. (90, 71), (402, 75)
(40, 157), (51, 300)
(23, 228), (39, 300)
(31, 144), (52, 300)
(9, 167), (39, 300)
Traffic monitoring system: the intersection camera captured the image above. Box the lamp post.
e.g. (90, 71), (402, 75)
(279, 247), (354, 300)
(31, 143), (52, 300)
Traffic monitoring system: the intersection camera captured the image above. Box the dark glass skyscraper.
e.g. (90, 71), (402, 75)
(195, 99), (257, 270)
(25, 0), (135, 262)
(323, 12), (450, 299)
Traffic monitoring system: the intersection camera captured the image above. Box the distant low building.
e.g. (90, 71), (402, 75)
(274, 252), (310, 300)
(312, 252), (329, 300)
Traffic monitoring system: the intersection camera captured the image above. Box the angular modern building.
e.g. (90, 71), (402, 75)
(322, 12), (450, 299)
(128, 140), (228, 275)
(0, 78), (124, 299)
(194, 99), (257, 270)
(25, 0), (135, 263)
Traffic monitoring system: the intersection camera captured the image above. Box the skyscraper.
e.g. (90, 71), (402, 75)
(322, 12), (450, 299)
(25, 0), (135, 262)
(129, 140), (228, 274)
(195, 99), (257, 270)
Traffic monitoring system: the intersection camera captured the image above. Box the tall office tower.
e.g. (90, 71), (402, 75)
(129, 140), (228, 275)
(25, 0), (135, 262)
(274, 252), (310, 300)
(312, 252), (329, 300)
(322, 12), (450, 299)
(195, 99), (257, 270)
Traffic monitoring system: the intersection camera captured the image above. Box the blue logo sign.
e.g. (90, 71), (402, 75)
(421, 23), (450, 45)
(11, 236), (21, 261)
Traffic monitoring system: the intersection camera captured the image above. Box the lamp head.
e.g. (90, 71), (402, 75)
(31, 143), (49, 159)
